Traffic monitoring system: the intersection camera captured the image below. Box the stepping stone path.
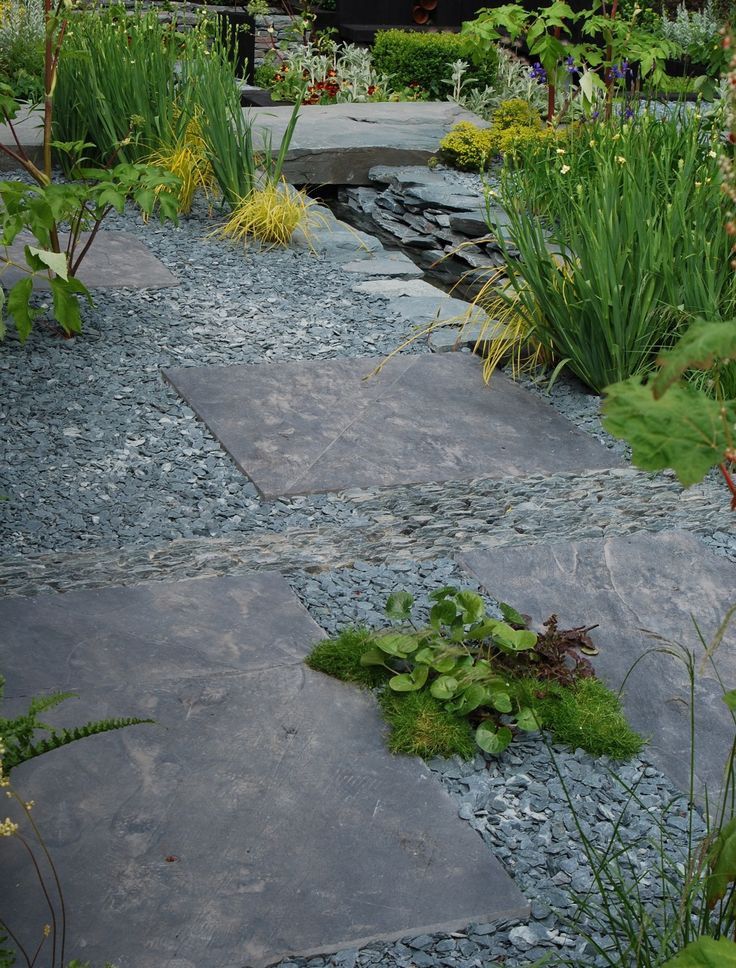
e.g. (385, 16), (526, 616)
(164, 354), (620, 498)
(460, 531), (736, 799)
(2, 122), (735, 968)
(1, 230), (178, 289)
(2, 573), (526, 967)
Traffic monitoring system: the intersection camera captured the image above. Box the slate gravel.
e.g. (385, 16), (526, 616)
(0, 196), (733, 564)
(287, 560), (709, 968)
(0, 178), (729, 967)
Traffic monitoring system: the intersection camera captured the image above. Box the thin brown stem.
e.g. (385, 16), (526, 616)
(71, 206), (110, 276)
(0, 914), (33, 968)
(2, 109), (30, 162)
(13, 792), (65, 967)
(15, 834), (57, 967)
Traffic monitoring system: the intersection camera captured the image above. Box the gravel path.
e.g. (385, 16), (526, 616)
(0, 188), (730, 967)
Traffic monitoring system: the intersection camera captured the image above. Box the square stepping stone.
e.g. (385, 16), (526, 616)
(163, 354), (619, 498)
(2, 574), (526, 967)
(459, 531), (736, 798)
(1, 230), (178, 289)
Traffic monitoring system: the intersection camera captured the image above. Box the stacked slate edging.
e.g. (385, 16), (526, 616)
(335, 165), (512, 292)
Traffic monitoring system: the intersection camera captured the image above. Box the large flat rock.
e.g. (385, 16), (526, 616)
(250, 102), (488, 185)
(459, 532), (736, 798)
(163, 354), (620, 499)
(2, 230), (178, 289)
(2, 573), (526, 968)
(1, 103), (487, 186)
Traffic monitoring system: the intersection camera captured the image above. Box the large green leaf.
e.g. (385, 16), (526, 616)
(451, 683), (488, 715)
(7, 276), (34, 342)
(388, 665), (429, 693)
(50, 276), (86, 335)
(706, 816), (736, 909)
(653, 321), (736, 397)
(27, 246), (69, 280)
(475, 722), (512, 755)
(455, 591), (486, 625)
(385, 591), (414, 621)
(663, 937), (736, 967)
(602, 377), (735, 487)
(374, 632), (418, 657)
(493, 624), (537, 652)
(430, 675), (459, 700)
(429, 599), (459, 630)
(490, 691), (513, 713)
(516, 706), (541, 732)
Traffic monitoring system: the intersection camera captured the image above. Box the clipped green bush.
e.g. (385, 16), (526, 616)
(372, 29), (498, 99)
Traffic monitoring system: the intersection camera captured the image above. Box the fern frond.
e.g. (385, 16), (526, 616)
(3, 716), (154, 771)
(28, 690), (77, 716)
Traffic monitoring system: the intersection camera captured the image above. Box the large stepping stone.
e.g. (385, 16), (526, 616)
(1, 230), (178, 289)
(250, 102), (488, 185)
(164, 354), (620, 499)
(2, 574), (526, 967)
(459, 531), (736, 798)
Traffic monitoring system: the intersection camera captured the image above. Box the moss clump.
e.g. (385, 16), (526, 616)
(379, 690), (476, 760)
(519, 677), (645, 760)
(305, 627), (388, 689)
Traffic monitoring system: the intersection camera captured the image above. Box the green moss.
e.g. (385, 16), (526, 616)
(379, 690), (476, 760)
(305, 627), (388, 689)
(519, 677), (645, 760)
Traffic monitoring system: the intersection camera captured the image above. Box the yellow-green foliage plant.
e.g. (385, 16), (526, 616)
(146, 110), (214, 215)
(438, 98), (557, 172)
(214, 181), (327, 249)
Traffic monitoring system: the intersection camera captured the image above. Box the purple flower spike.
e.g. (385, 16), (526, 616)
(529, 61), (547, 84)
(565, 55), (579, 75)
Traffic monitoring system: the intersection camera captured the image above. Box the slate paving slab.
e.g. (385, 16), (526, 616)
(1, 230), (178, 289)
(163, 354), (620, 499)
(2, 573), (527, 968)
(250, 102), (488, 185)
(459, 531), (736, 798)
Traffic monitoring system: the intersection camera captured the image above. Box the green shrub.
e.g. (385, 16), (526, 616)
(306, 587), (642, 762)
(54, 8), (213, 164)
(372, 29), (498, 99)
(438, 102), (556, 171)
(492, 97), (541, 129)
(438, 120), (496, 171)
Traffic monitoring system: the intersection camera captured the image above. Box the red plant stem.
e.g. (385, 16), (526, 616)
(604, 0), (619, 121)
(71, 206), (109, 276)
(547, 26), (562, 122)
(0, 110), (47, 184)
(719, 462), (736, 509)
